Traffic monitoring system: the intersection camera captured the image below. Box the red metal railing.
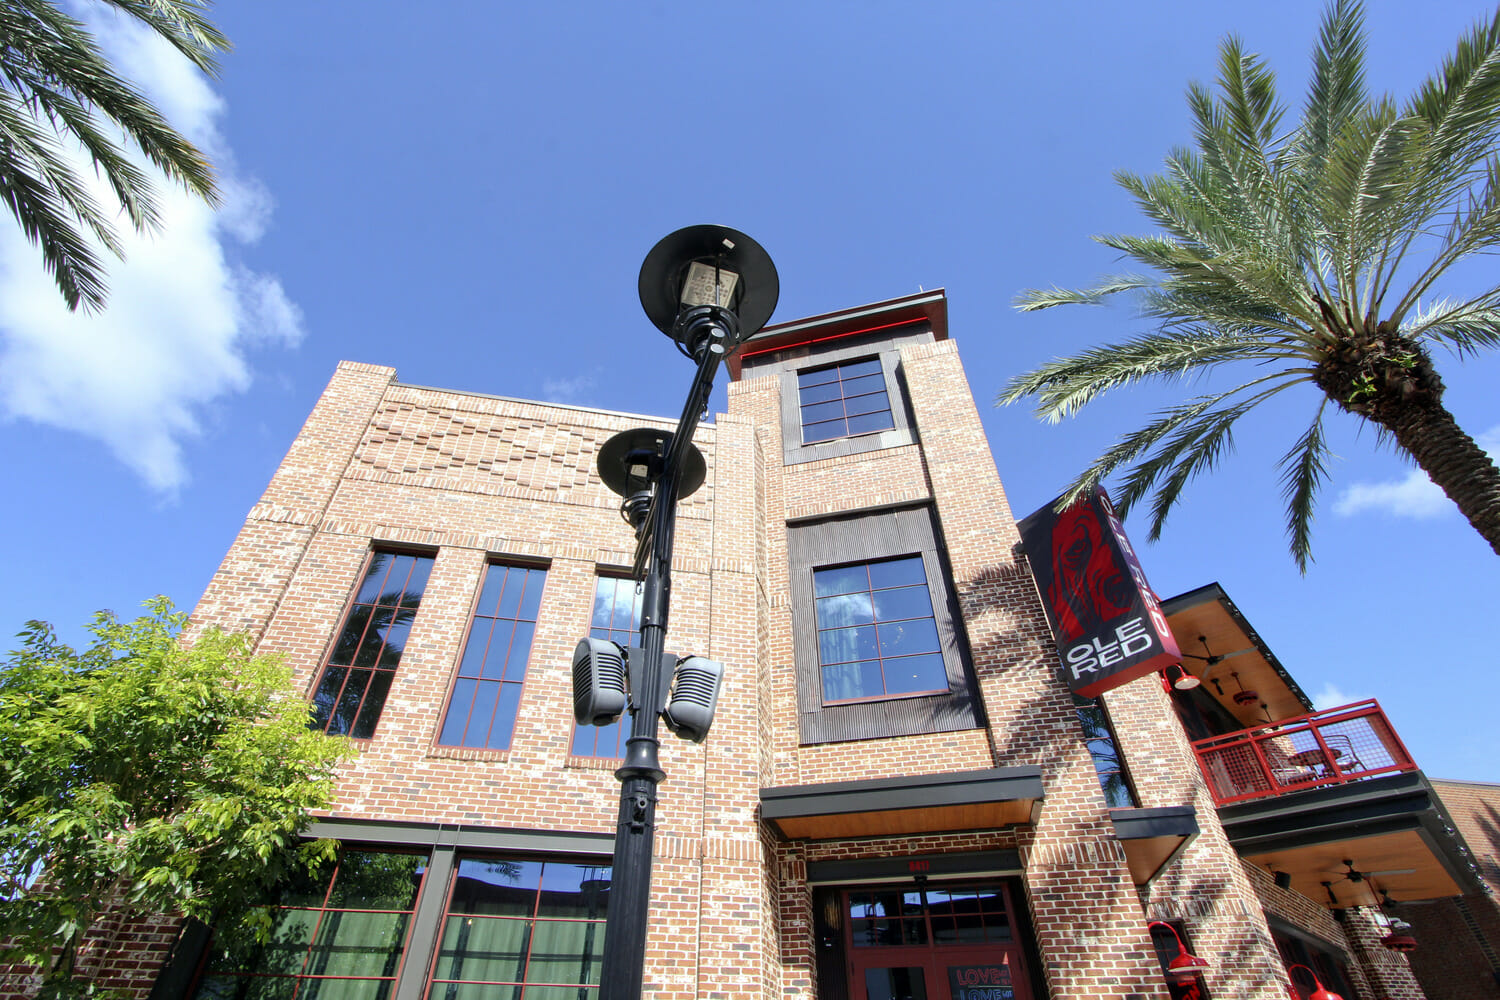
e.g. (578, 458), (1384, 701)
(1192, 700), (1417, 807)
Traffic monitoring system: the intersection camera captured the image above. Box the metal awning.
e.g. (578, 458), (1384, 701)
(761, 766), (1043, 840)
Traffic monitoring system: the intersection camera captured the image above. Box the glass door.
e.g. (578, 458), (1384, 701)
(843, 881), (1034, 1000)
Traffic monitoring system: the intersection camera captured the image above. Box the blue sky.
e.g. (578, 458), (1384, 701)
(0, 1), (1495, 780)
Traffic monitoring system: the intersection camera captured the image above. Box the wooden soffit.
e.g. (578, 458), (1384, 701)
(761, 766), (1043, 841)
(1110, 805), (1200, 885)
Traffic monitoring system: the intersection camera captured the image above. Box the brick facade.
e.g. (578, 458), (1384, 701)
(16, 293), (1453, 1000)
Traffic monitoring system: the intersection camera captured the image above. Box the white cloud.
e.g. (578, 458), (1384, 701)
(543, 374), (598, 404)
(1310, 683), (1365, 711)
(0, 6), (303, 493)
(1333, 425), (1500, 520)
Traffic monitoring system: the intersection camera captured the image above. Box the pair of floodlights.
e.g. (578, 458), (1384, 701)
(573, 638), (723, 744)
(568, 225), (780, 748)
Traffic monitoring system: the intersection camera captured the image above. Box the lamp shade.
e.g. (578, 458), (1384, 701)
(1287, 963), (1343, 1000)
(1148, 921), (1212, 982)
(597, 427), (706, 501)
(638, 225), (779, 340)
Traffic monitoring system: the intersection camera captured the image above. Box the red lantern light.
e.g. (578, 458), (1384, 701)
(1148, 921), (1212, 982)
(1286, 963), (1343, 1000)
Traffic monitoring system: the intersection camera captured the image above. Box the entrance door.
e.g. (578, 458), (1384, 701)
(844, 881), (1034, 1000)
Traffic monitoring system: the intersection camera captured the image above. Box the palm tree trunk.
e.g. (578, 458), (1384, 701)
(1380, 399), (1500, 556)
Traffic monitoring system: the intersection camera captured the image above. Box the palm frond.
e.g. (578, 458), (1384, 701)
(998, 330), (1298, 420)
(1408, 294), (1500, 353)
(1299, 0), (1368, 174)
(1013, 275), (1154, 311)
(1278, 401), (1332, 572)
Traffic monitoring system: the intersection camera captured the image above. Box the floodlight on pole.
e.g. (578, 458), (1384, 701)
(584, 227), (776, 1000)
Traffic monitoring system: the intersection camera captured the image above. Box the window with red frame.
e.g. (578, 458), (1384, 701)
(436, 563), (548, 750)
(814, 555), (947, 704)
(427, 857), (610, 997)
(311, 551), (434, 739)
(192, 849), (428, 999)
(569, 576), (641, 758)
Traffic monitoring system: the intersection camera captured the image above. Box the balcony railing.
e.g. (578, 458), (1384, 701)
(1192, 700), (1417, 807)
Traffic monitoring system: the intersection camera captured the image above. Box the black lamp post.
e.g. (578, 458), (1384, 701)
(592, 226), (777, 1000)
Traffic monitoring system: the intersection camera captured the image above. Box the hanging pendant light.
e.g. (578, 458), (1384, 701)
(1230, 670), (1260, 707)
(1286, 963), (1343, 1000)
(1162, 663), (1201, 690)
(1147, 921), (1212, 982)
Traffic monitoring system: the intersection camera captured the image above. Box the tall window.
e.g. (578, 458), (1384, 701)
(797, 357), (895, 443)
(570, 577), (641, 758)
(193, 849), (428, 999)
(312, 551), (434, 739)
(429, 858), (610, 997)
(1073, 694), (1138, 808)
(814, 556), (947, 703)
(437, 564), (548, 750)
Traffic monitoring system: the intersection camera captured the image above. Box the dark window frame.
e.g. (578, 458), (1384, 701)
(1073, 694), (1141, 809)
(797, 356), (897, 445)
(434, 560), (550, 752)
(789, 505), (983, 745)
(310, 548), (436, 740)
(740, 326), (930, 466)
(166, 820), (614, 1000)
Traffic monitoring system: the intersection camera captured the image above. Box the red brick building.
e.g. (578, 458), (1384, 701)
(14, 290), (1486, 1000)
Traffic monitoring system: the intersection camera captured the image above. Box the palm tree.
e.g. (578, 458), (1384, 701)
(0, 0), (228, 311)
(1003, 1), (1500, 570)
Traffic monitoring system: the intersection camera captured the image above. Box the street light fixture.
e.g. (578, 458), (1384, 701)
(581, 226), (777, 1000)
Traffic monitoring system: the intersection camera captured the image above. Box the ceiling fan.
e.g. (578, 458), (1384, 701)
(1321, 860), (1416, 905)
(1179, 634), (1256, 682)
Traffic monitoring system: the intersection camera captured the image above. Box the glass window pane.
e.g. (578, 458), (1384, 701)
(821, 662), (866, 702)
(819, 625), (878, 666)
(377, 617), (411, 668)
(452, 859), (543, 915)
(800, 398), (848, 425)
(439, 678), (477, 746)
(840, 357), (882, 379)
(328, 852), (426, 910)
(330, 670), (371, 736)
(517, 568), (547, 622)
(352, 607), (394, 667)
(312, 667), (348, 730)
(877, 618), (940, 658)
(872, 585), (933, 623)
(797, 365), (840, 388)
(495, 570), (526, 620)
(480, 623), (515, 679)
(537, 864), (612, 918)
(867, 556), (926, 590)
(462, 681), (500, 748)
(846, 408), (896, 436)
(432, 915), (529, 984)
(841, 372), (887, 397)
(815, 592), (874, 628)
(483, 682), (523, 750)
(802, 418), (847, 443)
(477, 564), (507, 617)
(457, 620), (493, 677)
(330, 606), (372, 666)
(354, 554), (392, 604)
(505, 622), (535, 680)
(814, 564), (868, 598)
(797, 378), (843, 404)
(883, 653), (948, 694)
(305, 911), (408, 977)
(527, 920), (603, 984)
(349, 670), (392, 740)
(402, 556), (432, 598)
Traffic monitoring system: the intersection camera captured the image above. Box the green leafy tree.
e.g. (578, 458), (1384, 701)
(1004, 1), (1500, 569)
(0, 598), (354, 999)
(0, 0), (228, 311)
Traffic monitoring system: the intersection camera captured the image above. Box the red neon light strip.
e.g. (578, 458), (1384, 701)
(735, 317), (923, 361)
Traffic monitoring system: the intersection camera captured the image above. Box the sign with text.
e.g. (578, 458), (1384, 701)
(947, 962), (1014, 1000)
(1018, 487), (1180, 698)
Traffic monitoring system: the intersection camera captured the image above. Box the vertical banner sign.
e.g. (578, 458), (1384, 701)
(1017, 487), (1181, 697)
